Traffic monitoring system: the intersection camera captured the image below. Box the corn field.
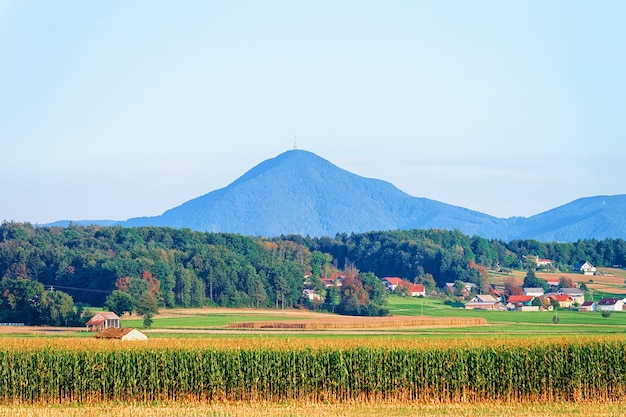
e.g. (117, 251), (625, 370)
(1, 338), (625, 404)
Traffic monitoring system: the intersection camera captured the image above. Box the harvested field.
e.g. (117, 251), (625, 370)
(153, 307), (323, 320)
(491, 269), (626, 295)
(228, 315), (486, 329)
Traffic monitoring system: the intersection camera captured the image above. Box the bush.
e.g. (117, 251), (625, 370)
(601, 310), (612, 318)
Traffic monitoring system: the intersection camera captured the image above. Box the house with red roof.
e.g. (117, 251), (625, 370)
(408, 283), (426, 297)
(382, 277), (405, 292)
(545, 294), (574, 309)
(506, 295), (536, 311)
(525, 255), (552, 268)
(507, 295), (534, 305)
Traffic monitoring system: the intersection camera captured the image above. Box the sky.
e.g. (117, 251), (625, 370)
(1, 0), (625, 224)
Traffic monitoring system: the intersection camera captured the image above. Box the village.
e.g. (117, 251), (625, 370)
(302, 258), (625, 315)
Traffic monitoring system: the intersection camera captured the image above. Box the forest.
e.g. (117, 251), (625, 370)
(1, 221), (625, 325)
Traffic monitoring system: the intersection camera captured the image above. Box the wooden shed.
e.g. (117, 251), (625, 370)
(94, 327), (148, 341)
(85, 312), (120, 332)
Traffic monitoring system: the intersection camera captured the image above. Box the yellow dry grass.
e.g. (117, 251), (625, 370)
(0, 334), (622, 352)
(152, 306), (325, 319)
(1, 400), (626, 417)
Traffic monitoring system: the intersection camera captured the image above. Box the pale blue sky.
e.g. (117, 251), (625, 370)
(1, 1), (625, 224)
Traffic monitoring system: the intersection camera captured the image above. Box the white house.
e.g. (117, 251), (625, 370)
(465, 294), (503, 310)
(382, 277), (404, 292)
(408, 283), (426, 297)
(523, 288), (545, 297)
(303, 289), (322, 301)
(579, 301), (596, 312)
(597, 298), (623, 312)
(575, 261), (597, 275)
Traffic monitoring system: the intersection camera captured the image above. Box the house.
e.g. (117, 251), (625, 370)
(507, 295), (535, 305)
(303, 289), (322, 301)
(545, 278), (561, 289)
(558, 288), (585, 305)
(545, 294), (574, 309)
(408, 283), (426, 297)
(525, 255), (552, 267)
(321, 278), (342, 288)
(444, 282), (477, 298)
(506, 295), (535, 311)
(575, 261), (597, 275)
(94, 328), (148, 341)
(465, 294), (504, 310)
(523, 288), (545, 297)
(382, 277), (405, 292)
(579, 301), (596, 312)
(597, 298), (624, 312)
(86, 312), (120, 332)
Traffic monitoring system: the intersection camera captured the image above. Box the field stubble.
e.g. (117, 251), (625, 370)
(2, 400), (626, 417)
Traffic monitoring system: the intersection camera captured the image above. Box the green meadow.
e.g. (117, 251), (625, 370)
(110, 295), (626, 339)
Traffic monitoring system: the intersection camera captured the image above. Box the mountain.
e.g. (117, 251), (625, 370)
(51, 149), (625, 241)
(124, 150), (512, 238)
(509, 195), (626, 241)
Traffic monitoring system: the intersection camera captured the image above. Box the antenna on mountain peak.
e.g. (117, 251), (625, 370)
(293, 134), (297, 150)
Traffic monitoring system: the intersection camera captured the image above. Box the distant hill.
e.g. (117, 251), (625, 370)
(509, 195), (626, 241)
(52, 150), (626, 242)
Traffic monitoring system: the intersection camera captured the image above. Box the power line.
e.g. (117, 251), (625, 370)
(46, 285), (111, 294)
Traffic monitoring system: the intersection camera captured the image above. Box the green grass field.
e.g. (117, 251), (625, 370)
(120, 311), (308, 329)
(108, 294), (626, 339)
(388, 295), (626, 334)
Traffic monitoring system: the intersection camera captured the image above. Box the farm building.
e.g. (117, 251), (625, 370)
(94, 328), (148, 341)
(465, 295), (504, 310)
(558, 288), (585, 305)
(597, 298), (624, 312)
(86, 312), (120, 332)
(579, 301), (596, 312)
(523, 288), (545, 297)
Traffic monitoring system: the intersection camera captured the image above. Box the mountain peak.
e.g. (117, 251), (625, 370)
(118, 150), (626, 241)
(230, 149), (333, 187)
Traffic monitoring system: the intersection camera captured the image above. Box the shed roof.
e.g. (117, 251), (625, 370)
(473, 294), (498, 303)
(598, 298), (621, 306)
(94, 328), (147, 340)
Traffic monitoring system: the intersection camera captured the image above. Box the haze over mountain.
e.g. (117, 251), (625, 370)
(50, 150), (625, 242)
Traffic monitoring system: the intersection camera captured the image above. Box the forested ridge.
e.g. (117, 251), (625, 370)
(293, 229), (626, 287)
(1, 222), (626, 324)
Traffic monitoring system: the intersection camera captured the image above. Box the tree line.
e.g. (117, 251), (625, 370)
(276, 229), (626, 290)
(1, 222), (625, 324)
